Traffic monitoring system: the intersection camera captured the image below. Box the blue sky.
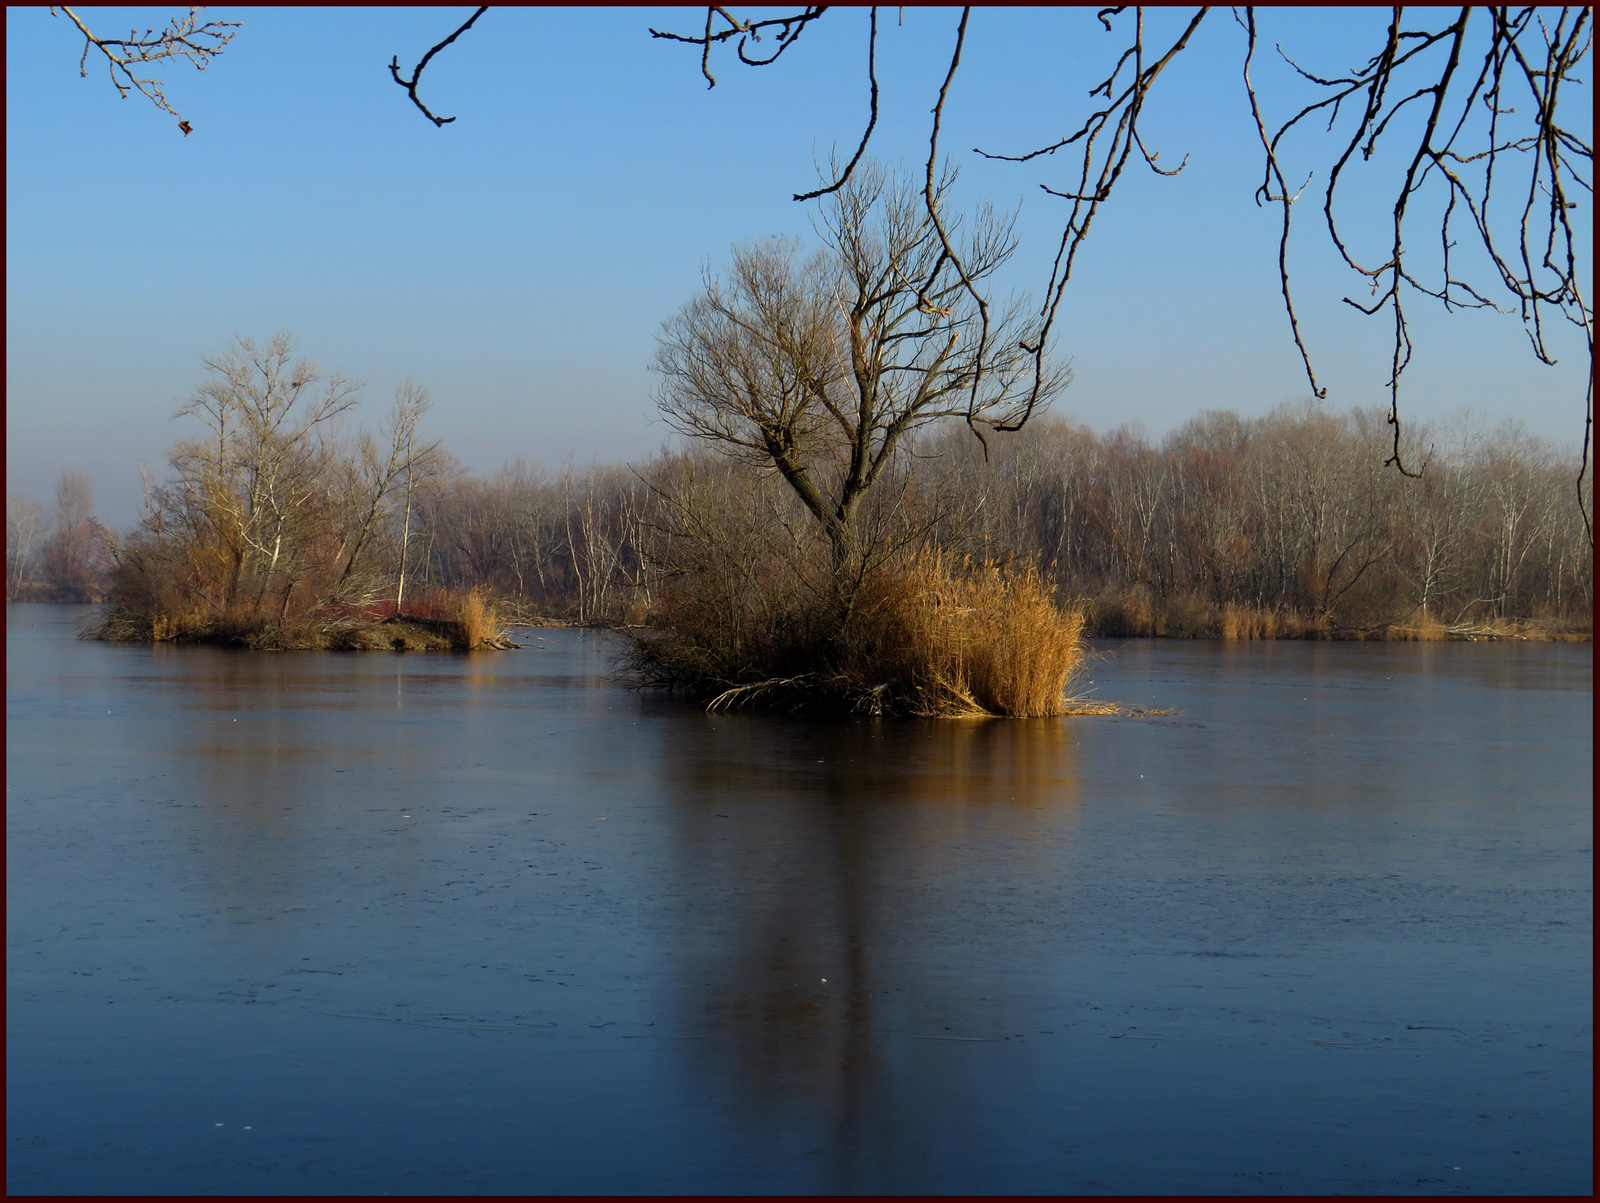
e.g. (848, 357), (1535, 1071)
(7, 6), (1590, 524)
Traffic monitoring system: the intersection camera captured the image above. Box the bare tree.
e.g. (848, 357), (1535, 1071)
(41, 469), (108, 601)
(330, 378), (440, 613)
(1474, 422), (1553, 617)
(7, 496), (44, 598)
(100, 336), (482, 643)
(655, 162), (1068, 615)
(169, 331), (361, 613)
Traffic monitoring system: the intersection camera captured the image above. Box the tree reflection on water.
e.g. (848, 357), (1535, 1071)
(661, 715), (1081, 1184)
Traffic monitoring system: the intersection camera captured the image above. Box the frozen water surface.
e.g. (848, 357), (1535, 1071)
(6, 604), (1591, 1195)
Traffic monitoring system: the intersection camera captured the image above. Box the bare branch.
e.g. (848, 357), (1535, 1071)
(1247, 6), (1592, 481)
(1238, 7), (1325, 402)
(794, 8), (880, 201)
(388, 6), (488, 127)
(649, 7), (829, 88)
(53, 5), (240, 134)
(660, 6), (1589, 513)
(979, 7), (1210, 444)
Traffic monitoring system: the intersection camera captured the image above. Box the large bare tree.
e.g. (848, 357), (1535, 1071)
(653, 163), (1067, 613)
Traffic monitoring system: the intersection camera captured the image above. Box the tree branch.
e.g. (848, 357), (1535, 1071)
(53, 5), (240, 135)
(389, 6), (488, 127)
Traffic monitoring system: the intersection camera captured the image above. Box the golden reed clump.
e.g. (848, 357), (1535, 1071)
(628, 546), (1094, 717)
(849, 548), (1090, 717)
(1088, 587), (1332, 640)
(448, 588), (503, 650)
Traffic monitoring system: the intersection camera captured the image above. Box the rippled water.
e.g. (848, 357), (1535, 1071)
(6, 604), (1592, 1195)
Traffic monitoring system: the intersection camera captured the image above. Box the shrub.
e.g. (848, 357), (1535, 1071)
(627, 546), (1089, 717)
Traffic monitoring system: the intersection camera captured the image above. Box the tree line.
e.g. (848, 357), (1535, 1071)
(10, 399), (1590, 638)
(4, 175), (1589, 660)
(918, 406), (1592, 637)
(6, 470), (111, 603)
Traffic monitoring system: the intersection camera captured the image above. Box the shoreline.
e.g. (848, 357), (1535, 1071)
(12, 600), (1587, 649)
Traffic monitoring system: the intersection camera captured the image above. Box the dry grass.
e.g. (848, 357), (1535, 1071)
(85, 606), (157, 642)
(397, 588), (511, 649)
(633, 547), (1093, 717)
(1088, 588), (1335, 640)
(86, 588), (512, 651)
(1219, 604), (1282, 640)
(1377, 607), (1450, 641)
(1085, 591), (1594, 642)
(449, 588), (501, 650)
(854, 549), (1088, 717)
(90, 603), (281, 647)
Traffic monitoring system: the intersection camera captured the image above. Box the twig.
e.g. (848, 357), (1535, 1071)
(389, 6), (488, 127)
(794, 8), (879, 201)
(52, 5), (240, 134)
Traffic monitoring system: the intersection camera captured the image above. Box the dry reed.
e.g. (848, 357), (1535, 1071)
(627, 546), (1093, 716)
(1378, 607), (1449, 641)
(450, 588), (501, 650)
(1219, 604), (1280, 640)
(851, 549), (1088, 717)
(1087, 588), (1338, 640)
(86, 587), (512, 651)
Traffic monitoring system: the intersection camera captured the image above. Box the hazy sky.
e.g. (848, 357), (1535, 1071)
(8, 6), (1591, 525)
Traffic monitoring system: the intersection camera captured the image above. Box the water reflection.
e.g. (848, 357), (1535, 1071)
(8, 607), (1590, 1195)
(661, 717), (1081, 1182)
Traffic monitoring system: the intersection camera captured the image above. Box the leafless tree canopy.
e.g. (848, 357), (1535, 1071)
(15, 399), (1589, 634)
(7, 471), (111, 602)
(7, 497), (44, 599)
(79, 332), (451, 642)
(918, 405), (1591, 635)
(392, 403), (1599, 636)
(654, 164), (1068, 605)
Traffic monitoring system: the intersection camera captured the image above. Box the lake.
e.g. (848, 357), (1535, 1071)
(6, 603), (1592, 1195)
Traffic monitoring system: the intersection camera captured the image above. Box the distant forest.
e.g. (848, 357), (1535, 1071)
(8, 402), (1592, 639)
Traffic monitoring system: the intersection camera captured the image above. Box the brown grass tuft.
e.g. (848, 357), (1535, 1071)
(1219, 604), (1281, 640)
(450, 588), (501, 650)
(627, 546), (1092, 717)
(851, 549), (1088, 717)
(1380, 607), (1449, 641)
